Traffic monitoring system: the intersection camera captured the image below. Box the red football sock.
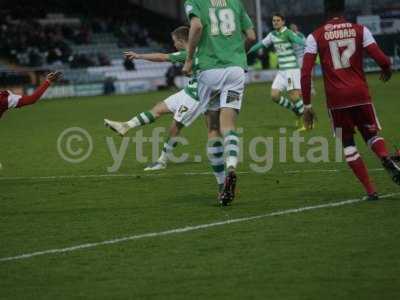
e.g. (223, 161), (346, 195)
(368, 136), (389, 159)
(345, 146), (376, 195)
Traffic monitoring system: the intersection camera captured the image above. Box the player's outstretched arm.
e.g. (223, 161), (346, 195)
(247, 41), (264, 55)
(124, 51), (169, 63)
(248, 32), (273, 55)
(17, 71), (62, 108)
(183, 17), (203, 75)
(288, 30), (305, 46)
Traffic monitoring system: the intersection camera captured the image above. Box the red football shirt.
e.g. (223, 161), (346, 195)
(304, 17), (377, 109)
(0, 91), (22, 119)
(0, 92), (8, 118)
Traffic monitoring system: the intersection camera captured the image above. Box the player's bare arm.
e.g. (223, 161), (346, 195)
(124, 51), (170, 62)
(183, 17), (202, 75)
(17, 71), (62, 108)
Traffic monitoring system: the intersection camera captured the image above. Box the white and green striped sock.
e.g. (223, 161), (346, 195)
(224, 130), (240, 170)
(207, 138), (225, 185)
(292, 99), (304, 116)
(127, 111), (156, 128)
(277, 97), (294, 111)
(158, 137), (178, 164)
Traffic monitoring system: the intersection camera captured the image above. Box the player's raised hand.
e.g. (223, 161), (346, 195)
(124, 51), (140, 60)
(47, 71), (62, 83)
(303, 107), (316, 130)
(380, 68), (392, 83)
(182, 59), (193, 76)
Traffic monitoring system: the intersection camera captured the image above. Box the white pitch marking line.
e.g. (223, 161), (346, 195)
(1, 192), (398, 263)
(0, 168), (385, 181)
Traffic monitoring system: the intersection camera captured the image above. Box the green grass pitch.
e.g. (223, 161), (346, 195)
(0, 73), (399, 299)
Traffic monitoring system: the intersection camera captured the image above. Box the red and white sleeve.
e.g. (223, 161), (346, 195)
(301, 34), (318, 106)
(7, 91), (22, 109)
(363, 26), (391, 70)
(17, 80), (50, 108)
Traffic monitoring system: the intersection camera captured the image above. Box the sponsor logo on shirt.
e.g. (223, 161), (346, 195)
(325, 23), (353, 31)
(324, 24), (335, 31)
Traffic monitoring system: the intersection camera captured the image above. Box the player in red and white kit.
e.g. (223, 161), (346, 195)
(301, 0), (399, 200)
(0, 72), (62, 120)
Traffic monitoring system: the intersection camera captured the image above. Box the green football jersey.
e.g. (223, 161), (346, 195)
(262, 27), (304, 70)
(168, 50), (199, 101)
(184, 0), (253, 71)
(293, 31), (306, 66)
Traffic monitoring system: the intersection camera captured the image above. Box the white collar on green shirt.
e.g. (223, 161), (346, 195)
(278, 26), (287, 33)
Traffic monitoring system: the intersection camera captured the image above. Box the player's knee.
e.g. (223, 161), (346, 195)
(208, 129), (221, 139)
(270, 90), (280, 102)
(342, 137), (359, 162)
(150, 106), (160, 117)
(271, 94), (280, 103)
(208, 122), (220, 132)
(342, 137), (355, 148)
(366, 135), (383, 149)
(151, 102), (168, 118)
(344, 144), (360, 163)
(288, 90), (301, 101)
(360, 129), (379, 145)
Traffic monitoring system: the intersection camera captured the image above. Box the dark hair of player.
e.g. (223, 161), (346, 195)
(325, 0), (345, 16)
(171, 26), (189, 42)
(272, 13), (285, 21)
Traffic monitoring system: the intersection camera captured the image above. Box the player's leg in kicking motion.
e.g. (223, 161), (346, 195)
(141, 90), (201, 171)
(144, 120), (182, 171)
(104, 101), (169, 136)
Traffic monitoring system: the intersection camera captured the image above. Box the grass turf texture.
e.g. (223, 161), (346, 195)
(0, 74), (399, 299)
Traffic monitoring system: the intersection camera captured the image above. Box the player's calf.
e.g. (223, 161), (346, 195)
(288, 90), (305, 116)
(223, 130), (240, 171)
(367, 136), (389, 159)
(343, 143), (377, 196)
(127, 111), (156, 128)
(207, 138), (226, 188)
(271, 91), (294, 113)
